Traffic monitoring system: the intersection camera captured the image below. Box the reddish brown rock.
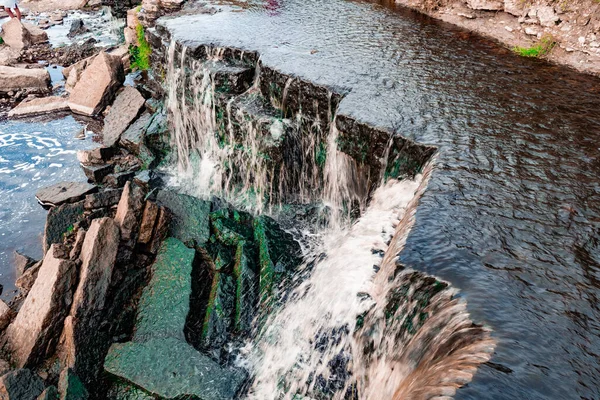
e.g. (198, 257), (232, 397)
(114, 182), (146, 245)
(138, 201), (159, 245)
(1, 19), (32, 50)
(4, 245), (77, 368)
(101, 87), (145, 147)
(68, 52), (124, 116)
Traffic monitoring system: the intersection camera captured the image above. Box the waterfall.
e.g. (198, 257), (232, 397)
(164, 41), (494, 400)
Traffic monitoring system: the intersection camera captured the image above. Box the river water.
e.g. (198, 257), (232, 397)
(160, 0), (600, 398)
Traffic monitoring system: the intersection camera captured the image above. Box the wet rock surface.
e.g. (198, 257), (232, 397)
(36, 182), (96, 208)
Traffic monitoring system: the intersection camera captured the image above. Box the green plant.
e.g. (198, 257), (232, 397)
(0, 37), (4, 45)
(513, 34), (556, 58)
(129, 23), (151, 71)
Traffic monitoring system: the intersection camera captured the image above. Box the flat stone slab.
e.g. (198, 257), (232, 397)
(8, 96), (69, 118)
(105, 337), (244, 400)
(0, 66), (50, 94)
(102, 87), (145, 147)
(133, 237), (195, 342)
(36, 181), (97, 208)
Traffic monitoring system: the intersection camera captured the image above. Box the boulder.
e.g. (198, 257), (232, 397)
(467, 0), (504, 11)
(80, 164), (114, 184)
(67, 19), (88, 38)
(15, 261), (42, 294)
(69, 229), (86, 261)
(83, 189), (123, 210)
(3, 245), (77, 368)
(0, 369), (44, 400)
(13, 251), (37, 278)
(36, 182), (96, 208)
(114, 182), (146, 245)
(504, 0), (524, 16)
(101, 87), (145, 147)
(0, 66), (50, 96)
(156, 190), (211, 248)
(0, 300), (12, 332)
(63, 55), (97, 94)
(68, 52), (124, 116)
(76, 147), (115, 165)
(22, 23), (48, 44)
(120, 112), (152, 155)
(8, 97), (69, 119)
(103, 171), (136, 189)
(530, 5), (559, 27)
(1, 19), (32, 50)
(43, 200), (86, 253)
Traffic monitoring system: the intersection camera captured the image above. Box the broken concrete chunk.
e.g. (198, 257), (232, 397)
(36, 182), (96, 208)
(0, 369), (44, 400)
(101, 87), (146, 147)
(4, 245), (77, 368)
(68, 52), (125, 116)
(8, 97), (69, 119)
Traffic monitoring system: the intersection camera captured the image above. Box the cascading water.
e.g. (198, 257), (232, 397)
(164, 40), (494, 399)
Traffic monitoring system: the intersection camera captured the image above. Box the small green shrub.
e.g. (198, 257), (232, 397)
(0, 37), (4, 45)
(129, 23), (152, 71)
(513, 34), (556, 58)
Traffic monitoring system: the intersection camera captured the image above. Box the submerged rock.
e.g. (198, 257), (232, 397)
(67, 19), (88, 38)
(3, 245), (77, 368)
(0, 369), (44, 400)
(36, 182), (96, 208)
(8, 97), (69, 118)
(102, 87), (146, 147)
(68, 52), (124, 116)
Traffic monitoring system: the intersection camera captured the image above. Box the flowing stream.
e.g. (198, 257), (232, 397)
(163, 35), (494, 398)
(157, 0), (600, 398)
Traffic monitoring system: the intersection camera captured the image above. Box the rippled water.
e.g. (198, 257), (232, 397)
(0, 116), (91, 299)
(161, 0), (600, 398)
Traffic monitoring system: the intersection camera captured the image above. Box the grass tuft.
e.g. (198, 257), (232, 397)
(129, 23), (152, 71)
(513, 34), (556, 58)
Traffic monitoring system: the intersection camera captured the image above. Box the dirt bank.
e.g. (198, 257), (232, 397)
(392, 0), (600, 76)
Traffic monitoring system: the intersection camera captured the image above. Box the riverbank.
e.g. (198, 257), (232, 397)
(391, 0), (600, 76)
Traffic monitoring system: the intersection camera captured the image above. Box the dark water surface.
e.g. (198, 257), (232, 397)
(0, 116), (90, 299)
(161, 0), (600, 398)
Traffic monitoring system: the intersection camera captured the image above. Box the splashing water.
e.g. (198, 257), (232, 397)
(164, 41), (494, 399)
